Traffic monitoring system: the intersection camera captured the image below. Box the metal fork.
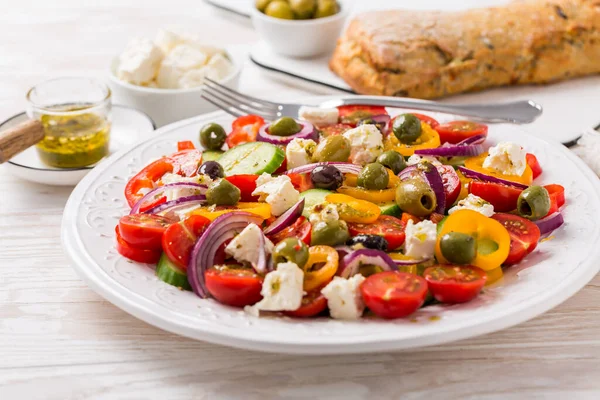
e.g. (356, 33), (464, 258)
(201, 78), (543, 124)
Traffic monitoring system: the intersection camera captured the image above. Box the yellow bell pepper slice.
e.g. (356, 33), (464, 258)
(325, 193), (381, 223)
(464, 153), (533, 185)
(191, 202), (271, 221)
(456, 170), (471, 203)
(435, 209), (510, 271)
(303, 245), (338, 291)
(384, 122), (441, 157)
(484, 266), (504, 286)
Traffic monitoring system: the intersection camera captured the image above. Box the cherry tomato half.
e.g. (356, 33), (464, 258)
(268, 216), (312, 245)
(347, 215), (406, 250)
(526, 153), (543, 180)
(423, 265), (487, 304)
(205, 266), (263, 308)
(226, 115), (265, 148)
(435, 121), (488, 144)
(360, 272), (428, 319)
(438, 165), (461, 208)
(115, 226), (161, 264)
(162, 215), (211, 269)
(469, 181), (523, 212)
(118, 214), (174, 251)
(338, 105), (388, 126)
(225, 175), (261, 202)
(319, 123), (353, 137)
(284, 291), (328, 318)
(491, 213), (541, 266)
(412, 113), (440, 129)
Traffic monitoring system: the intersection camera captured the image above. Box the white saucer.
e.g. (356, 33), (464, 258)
(1, 105), (155, 186)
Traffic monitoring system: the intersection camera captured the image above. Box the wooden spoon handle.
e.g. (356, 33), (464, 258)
(0, 119), (45, 163)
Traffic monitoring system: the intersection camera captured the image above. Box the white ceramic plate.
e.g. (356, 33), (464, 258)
(61, 96), (600, 354)
(2, 105), (155, 186)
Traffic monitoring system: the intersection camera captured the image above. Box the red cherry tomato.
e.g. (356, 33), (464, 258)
(226, 115), (265, 148)
(284, 291), (328, 318)
(118, 214), (175, 251)
(347, 215), (406, 250)
(491, 213), (541, 266)
(337, 105), (388, 126)
(423, 265), (487, 304)
(288, 173), (313, 192)
(268, 216), (312, 245)
(437, 165), (461, 208)
(162, 215), (211, 269)
(205, 266), (264, 308)
(225, 175), (261, 202)
(469, 181), (523, 212)
(435, 121), (488, 144)
(411, 113), (440, 129)
(319, 123), (353, 137)
(177, 140), (196, 151)
(526, 153), (543, 179)
(115, 226), (161, 264)
(360, 272), (428, 319)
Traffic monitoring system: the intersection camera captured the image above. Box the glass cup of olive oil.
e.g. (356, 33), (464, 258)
(26, 78), (112, 168)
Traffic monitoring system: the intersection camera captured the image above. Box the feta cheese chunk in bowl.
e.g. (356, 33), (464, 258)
(109, 28), (242, 127)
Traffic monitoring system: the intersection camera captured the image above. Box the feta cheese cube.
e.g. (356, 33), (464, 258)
(203, 53), (234, 81)
(482, 142), (527, 176)
(225, 224), (274, 271)
(404, 219), (437, 259)
(285, 138), (316, 170)
(179, 69), (207, 89)
(157, 44), (208, 89)
(252, 175), (300, 216)
(159, 173), (203, 201)
(321, 275), (366, 320)
(117, 38), (164, 85)
(309, 203), (339, 225)
(245, 262), (304, 315)
(154, 27), (194, 53)
(449, 194), (494, 217)
(407, 154), (442, 167)
(298, 106), (339, 126)
(342, 125), (384, 166)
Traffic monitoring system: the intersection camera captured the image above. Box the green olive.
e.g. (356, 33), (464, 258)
(268, 117), (301, 136)
(272, 238), (309, 268)
(314, 0), (339, 18)
(311, 220), (350, 246)
(395, 177), (437, 217)
(440, 232), (477, 265)
(313, 135), (351, 162)
(199, 123), (226, 151)
(256, 0), (273, 12)
(265, 0), (295, 19)
(290, 0), (316, 19)
(393, 114), (422, 144)
(517, 185), (550, 220)
(357, 162), (389, 190)
(377, 150), (407, 175)
(205, 179), (241, 206)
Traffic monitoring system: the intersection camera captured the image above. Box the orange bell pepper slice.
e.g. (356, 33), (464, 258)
(384, 122), (441, 156)
(303, 245), (339, 291)
(325, 193), (381, 223)
(338, 169), (399, 204)
(464, 153), (533, 185)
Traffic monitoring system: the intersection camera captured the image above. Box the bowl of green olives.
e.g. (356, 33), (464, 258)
(251, 0), (349, 58)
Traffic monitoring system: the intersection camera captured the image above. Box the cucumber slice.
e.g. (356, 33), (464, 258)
(156, 253), (191, 290)
(219, 142), (285, 176)
(379, 202), (401, 217)
(202, 150), (223, 162)
(299, 189), (332, 218)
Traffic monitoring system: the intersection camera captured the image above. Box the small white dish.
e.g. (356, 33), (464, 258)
(108, 48), (243, 127)
(2, 105), (155, 186)
(250, 1), (349, 58)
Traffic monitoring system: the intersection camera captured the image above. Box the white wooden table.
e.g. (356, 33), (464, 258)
(1, 2), (599, 399)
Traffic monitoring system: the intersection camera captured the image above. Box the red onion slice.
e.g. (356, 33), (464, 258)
(130, 182), (207, 214)
(458, 166), (529, 190)
(263, 199), (305, 236)
(145, 195), (206, 218)
(399, 163), (446, 214)
(535, 212), (565, 236)
(188, 212), (264, 298)
(285, 162), (362, 175)
(339, 249), (398, 278)
(414, 144), (484, 157)
(257, 120), (316, 145)
(456, 134), (487, 146)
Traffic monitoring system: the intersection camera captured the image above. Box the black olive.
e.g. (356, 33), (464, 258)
(347, 234), (388, 252)
(310, 165), (343, 190)
(198, 161), (225, 180)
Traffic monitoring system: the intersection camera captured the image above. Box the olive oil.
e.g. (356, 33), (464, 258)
(36, 104), (110, 168)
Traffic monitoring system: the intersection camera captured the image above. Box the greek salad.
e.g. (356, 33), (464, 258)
(115, 105), (566, 320)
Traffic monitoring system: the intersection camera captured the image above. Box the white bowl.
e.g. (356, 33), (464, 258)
(108, 50), (242, 127)
(251, 1), (350, 58)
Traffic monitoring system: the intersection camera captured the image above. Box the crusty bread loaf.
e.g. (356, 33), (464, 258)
(329, 0), (600, 98)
